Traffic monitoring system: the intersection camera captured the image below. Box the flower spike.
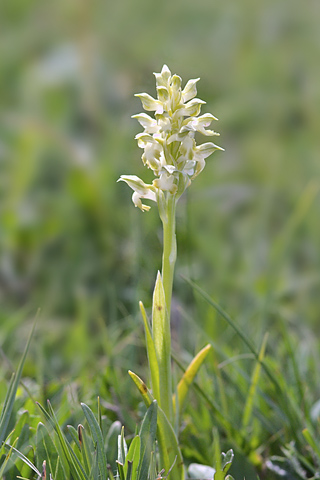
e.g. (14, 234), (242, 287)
(119, 66), (223, 211)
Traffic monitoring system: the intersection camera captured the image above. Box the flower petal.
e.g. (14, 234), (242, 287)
(196, 142), (224, 159)
(157, 86), (169, 103)
(135, 133), (158, 148)
(118, 175), (156, 199)
(154, 64), (171, 88)
(132, 113), (159, 134)
(135, 93), (163, 113)
(179, 98), (206, 117)
(183, 113), (219, 136)
(179, 135), (196, 159)
(182, 78), (200, 103)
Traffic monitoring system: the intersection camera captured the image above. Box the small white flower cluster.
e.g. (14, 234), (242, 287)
(119, 65), (223, 212)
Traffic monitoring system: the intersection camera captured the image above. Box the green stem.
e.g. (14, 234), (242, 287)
(161, 193), (177, 316)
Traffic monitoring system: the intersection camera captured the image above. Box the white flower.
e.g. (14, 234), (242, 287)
(135, 93), (163, 114)
(183, 113), (219, 136)
(117, 175), (157, 212)
(192, 142), (223, 178)
(181, 78), (200, 103)
(132, 113), (158, 134)
(153, 172), (177, 194)
(119, 65), (223, 211)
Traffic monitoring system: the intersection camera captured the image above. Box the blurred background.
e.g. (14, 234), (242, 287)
(0, 0), (320, 405)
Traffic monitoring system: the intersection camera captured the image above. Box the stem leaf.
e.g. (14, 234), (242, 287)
(152, 272), (172, 421)
(173, 344), (212, 414)
(139, 301), (160, 404)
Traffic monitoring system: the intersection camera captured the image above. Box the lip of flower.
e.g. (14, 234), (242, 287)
(132, 192), (152, 212)
(183, 113), (219, 136)
(152, 172), (177, 194)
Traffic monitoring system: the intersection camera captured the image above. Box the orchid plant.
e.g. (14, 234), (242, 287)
(119, 64), (223, 327)
(118, 65), (233, 480)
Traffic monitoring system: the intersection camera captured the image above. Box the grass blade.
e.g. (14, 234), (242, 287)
(183, 276), (303, 444)
(117, 461), (126, 480)
(81, 402), (108, 479)
(36, 421), (66, 480)
(67, 424), (81, 451)
(242, 334), (268, 431)
(302, 428), (320, 458)
(0, 439), (18, 477)
(182, 277), (258, 358)
(38, 401), (88, 480)
(77, 424), (92, 476)
(0, 320), (36, 445)
(3, 441), (41, 478)
(129, 371), (184, 480)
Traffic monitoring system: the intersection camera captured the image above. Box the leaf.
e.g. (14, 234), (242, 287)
(76, 424), (93, 476)
(81, 402), (108, 480)
(36, 422), (65, 480)
(13, 411), (30, 443)
(16, 423), (30, 451)
(0, 438), (18, 478)
(128, 371), (153, 405)
(124, 436), (140, 480)
(118, 426), (127, 465)
(182, 276), (303, 444)
(172, 352), (237, 437)
(67, 424), (81, 451)
(106, 421), (122, 466)
(173, 344), (212, 414)
(302, 428), (320, 458)
(3, 441), (41, 478)
(152, 272), (173, 421)
(139, 301), (160, 406)
(213, 430), (222, 480)
(188, 463), (215, 479)
(242, 334), (268, 431)
(129, 371), (184, 480)
(38, 401), (88, 480)
(126, 460), (133, 480)
(221, 450), (234, 475)
(0, 320), (36, 446)
(138, 401), (158, 480)
(117, 461), (126, 480)
(182, 277), (258, 356)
